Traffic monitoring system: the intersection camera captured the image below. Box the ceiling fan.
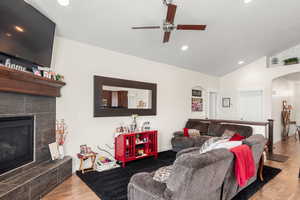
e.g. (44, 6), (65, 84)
(132, 0), (207, 43)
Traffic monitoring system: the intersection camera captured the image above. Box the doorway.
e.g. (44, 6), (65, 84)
(209, 92), (218, 119)
(238, 90), (263, 121)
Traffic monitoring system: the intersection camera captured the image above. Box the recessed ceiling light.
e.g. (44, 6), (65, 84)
(57, 0), (70, 6)
(244, 0), (252, 4)
(181, 45), (189, 51)
(238, 61), (245, 65)
(14, 26), (24, 32)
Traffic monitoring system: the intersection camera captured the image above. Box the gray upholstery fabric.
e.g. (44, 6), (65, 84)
(128, 149), (234, 200)
(175, 147), (201, 158)
(171, 136), (195, 152)
(166, 149), (233, 200)
(221, 134), (266, 200)
(129, 132), (265, 200)
(128, 172), (168, 200)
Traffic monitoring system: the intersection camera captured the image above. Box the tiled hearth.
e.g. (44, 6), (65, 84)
(0, 92), (72, 200)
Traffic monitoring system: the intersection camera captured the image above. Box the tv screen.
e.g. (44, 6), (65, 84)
(0, 0), (56, 67)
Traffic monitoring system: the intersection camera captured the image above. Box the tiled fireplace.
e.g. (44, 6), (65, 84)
(0, 92), (72, 200)
(0, 116), (34, 176)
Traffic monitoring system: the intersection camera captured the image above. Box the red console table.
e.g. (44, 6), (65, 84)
(115, 130), (158, 167)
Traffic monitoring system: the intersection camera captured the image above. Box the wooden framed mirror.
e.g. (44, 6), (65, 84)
(94, 76), (157, 117)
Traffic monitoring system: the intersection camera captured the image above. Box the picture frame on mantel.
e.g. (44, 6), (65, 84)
(94, 76), (157, 117)
(222, 97), (231, 108)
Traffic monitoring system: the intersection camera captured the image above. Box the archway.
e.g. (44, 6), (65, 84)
(271, 72), (300, 143)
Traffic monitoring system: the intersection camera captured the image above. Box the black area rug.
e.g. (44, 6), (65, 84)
(77, 151), (281, 200)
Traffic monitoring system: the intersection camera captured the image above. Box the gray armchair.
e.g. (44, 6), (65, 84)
(128, 148), (234, 200)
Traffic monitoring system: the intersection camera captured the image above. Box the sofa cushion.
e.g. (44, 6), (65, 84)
(218, 124), (253, 138)
(207, 122), (222, 136)
(222, 129), (236, 138)
(185, 121), (210, 133)
(153, 165), (173, 183)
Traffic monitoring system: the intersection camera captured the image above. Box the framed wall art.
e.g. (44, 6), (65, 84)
(222, 98), (231, 108)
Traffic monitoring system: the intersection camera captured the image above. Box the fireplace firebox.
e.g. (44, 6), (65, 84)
(0, 116), (34, 175)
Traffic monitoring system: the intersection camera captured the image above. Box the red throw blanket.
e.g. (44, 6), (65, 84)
(230, 145), (255, 187)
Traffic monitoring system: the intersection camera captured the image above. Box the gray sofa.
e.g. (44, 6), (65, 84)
(128, 149), (234, 200)
(128, 134), (266, 200)
(171, 119), (253, 152)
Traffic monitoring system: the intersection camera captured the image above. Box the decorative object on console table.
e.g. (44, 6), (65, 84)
(141, 121), (151, 131)
(115, 130), (158, 167)
(131, 114), (139, 132)
(222, 97), (231, 108)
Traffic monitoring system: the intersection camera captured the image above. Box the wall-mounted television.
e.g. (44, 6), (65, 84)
(0, 0), (56, 68)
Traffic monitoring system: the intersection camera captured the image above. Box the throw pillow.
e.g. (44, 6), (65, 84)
(183, 128), (189, 137)
(229, 133), (245, 141)
(199, 137), (242, 154)
(199, 137), (224, 154)
(153, 165), (173, 183)
(188, 129), (201, 137)
(222, 129), (236, 138)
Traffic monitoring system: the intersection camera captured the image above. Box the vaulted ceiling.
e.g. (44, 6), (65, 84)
(28, 0), (300, 76)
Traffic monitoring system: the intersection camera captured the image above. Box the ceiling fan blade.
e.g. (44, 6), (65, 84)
(166, 4), (177, 24)
(132, 26), (161, 29)
(177, 25), (207, 30)
(163, 32), (171, 43)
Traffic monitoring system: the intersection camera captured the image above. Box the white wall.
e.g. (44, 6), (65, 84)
(52, 37), (219, 170)
(294, 83), (300, 123)
(219, 56), (300, 140)
(271, 78), (296, 142)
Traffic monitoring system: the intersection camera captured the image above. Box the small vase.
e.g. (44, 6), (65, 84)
(58, 145), (64, 159)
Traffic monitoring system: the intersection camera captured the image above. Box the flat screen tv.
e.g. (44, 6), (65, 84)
(0, 0), (56, 67)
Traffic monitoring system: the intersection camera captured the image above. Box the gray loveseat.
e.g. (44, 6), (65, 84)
(171, 119), (253, 152)
(128, 134), (266, 200)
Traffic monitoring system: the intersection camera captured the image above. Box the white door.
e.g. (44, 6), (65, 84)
(209, 92), (218, 119)
(239, 90), (263, 121)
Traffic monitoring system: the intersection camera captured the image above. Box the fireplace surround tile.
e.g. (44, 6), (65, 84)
(0, 91), (72, 199)
(0, 183), (30, 200)
(0, 93), (25, 115)
(25, 95), (56, 114)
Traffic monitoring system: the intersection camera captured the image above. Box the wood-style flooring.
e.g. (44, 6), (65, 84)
(43, 137), (300, 200)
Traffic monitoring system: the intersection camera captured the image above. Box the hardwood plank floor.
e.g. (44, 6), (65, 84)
(43, 137), (300, 200)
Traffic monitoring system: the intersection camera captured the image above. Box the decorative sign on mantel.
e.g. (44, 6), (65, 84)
(3, 58), (26, 72)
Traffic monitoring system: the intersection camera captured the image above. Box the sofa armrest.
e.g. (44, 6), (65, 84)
(173, 131), (184, 137)
(171, 136), (194, 152)
(128, 172), (167, 200)
(176, 147), (201, 158)
(243, 134), (266, 164)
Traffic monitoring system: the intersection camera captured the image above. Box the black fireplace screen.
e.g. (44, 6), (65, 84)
(0, 116), (34, 175)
